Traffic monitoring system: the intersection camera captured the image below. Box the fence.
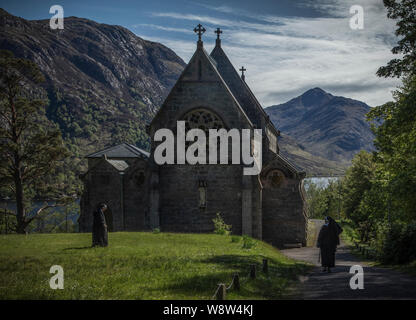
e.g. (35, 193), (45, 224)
(211, 258), (269, 300)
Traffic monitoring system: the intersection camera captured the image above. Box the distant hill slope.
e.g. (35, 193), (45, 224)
(278, 133), (346, 176)
(266, 88), (375, 165)
(0, 8), (185, 157)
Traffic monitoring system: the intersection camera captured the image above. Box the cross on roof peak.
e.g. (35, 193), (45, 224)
(214, 28), (223, 39)
(193, 24), (206, 42)
(239, 66), (247, 81)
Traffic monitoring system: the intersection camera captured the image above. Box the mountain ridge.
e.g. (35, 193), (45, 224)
(0, 8), (185, 158)
(266, 87), (375, 164)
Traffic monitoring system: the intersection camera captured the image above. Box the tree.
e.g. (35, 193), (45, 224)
(341, 151), (379, 232)
(0, 50), (71, 233)
(377, 0), (416, 78)
(304, 179), (343, 220)
(367, 0), (416, 223)
(367, 77), (416, 222)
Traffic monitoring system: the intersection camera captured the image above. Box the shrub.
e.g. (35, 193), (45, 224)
(375, 221), (416, 264)
(242, 235), (256, 249)
(212, 213), (232, 235)
(152, 228), (160, 234)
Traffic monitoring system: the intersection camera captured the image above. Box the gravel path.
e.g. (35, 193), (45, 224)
(281, 224), (416, 299)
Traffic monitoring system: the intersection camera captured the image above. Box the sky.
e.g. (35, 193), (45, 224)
(0, 0), (402, 107)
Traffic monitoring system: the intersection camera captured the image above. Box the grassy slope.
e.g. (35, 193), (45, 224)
(0, 232), (309, 300)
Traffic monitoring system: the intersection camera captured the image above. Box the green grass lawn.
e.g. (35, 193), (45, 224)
(0, 232), (310, 300)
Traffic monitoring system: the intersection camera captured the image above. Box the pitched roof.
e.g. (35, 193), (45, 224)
(86, 143), (150, 159)
(149, 42), (254, 129)
(210, 45), (279, 136)
(276, 153), (305, 176)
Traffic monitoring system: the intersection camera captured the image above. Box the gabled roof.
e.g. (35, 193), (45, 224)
(79, 157), (130, 180)
(210, 44), (279, 136)
(86, 143), (150, 159)
(149, 41), (253, 129)
(276, 153), (305, 176)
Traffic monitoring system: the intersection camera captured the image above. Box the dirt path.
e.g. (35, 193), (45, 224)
(282, 241), (416, 299)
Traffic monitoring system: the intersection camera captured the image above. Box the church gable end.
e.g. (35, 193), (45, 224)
(149, 36), (253, 137)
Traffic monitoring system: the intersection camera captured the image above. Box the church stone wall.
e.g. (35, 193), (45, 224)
(149, 48), (257, 236)
(123, 160), (149, 231)
(262, 174), (307, 248)
(158, 164), (243, 234)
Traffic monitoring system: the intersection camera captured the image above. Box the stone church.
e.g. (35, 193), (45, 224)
(79, 25), (308, 248)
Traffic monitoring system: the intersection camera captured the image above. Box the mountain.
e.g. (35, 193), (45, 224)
(278, 133), (347, 176)
(0, 8), (185, 158)
(266, 88), (375, 166)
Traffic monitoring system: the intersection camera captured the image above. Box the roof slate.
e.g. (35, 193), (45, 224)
(86, 143), (150, 159)
(210, 45), (278, 136)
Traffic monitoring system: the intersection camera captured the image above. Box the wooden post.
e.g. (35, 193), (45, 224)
(233, 273), (240, 290)
(250, 264), (256, 279)
(216, 283), (226, 300)
(262, 259), (268, 274)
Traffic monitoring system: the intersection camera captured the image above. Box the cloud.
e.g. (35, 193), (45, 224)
(132, 24), (191, 34)
(151, 12), (233, 28)
(145, 0), (400, 107)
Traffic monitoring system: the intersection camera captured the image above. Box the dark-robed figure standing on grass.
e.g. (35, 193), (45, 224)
(317, 216), (343, 273)
(92, 203), (108, 247)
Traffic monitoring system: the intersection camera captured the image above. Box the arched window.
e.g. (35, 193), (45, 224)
(134, 171), (145, 187)
(183, 108), (224, 134)
(265, 169), (286, 188)
(182, 108), (225, 151)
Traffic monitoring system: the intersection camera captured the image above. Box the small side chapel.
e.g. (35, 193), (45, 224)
(79, 25), (308, 248)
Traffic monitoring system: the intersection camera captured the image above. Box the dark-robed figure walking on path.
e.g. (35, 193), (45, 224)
(92, 203), (108, 247)
(317, 216), (343, 273)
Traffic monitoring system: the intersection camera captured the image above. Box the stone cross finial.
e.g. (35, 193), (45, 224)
(214, 27), (222, 47)
(215, 28), (222, 39)
(239, 66), (246, 81)
(194, 24), (206, 42)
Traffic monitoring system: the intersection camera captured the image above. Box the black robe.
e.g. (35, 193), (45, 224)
(317, 222), (342, 268)
(92, 209), (108, 247)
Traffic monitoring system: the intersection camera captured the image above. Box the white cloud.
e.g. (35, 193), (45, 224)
(145, 0), (401, 107)
(132, 24), (191, 34)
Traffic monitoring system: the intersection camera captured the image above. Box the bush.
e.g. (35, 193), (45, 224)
(375, 221), (416, 264)
(152, 228), (160, 234)
(212, 213), (232, 235)
(242, 235), (256, 249)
